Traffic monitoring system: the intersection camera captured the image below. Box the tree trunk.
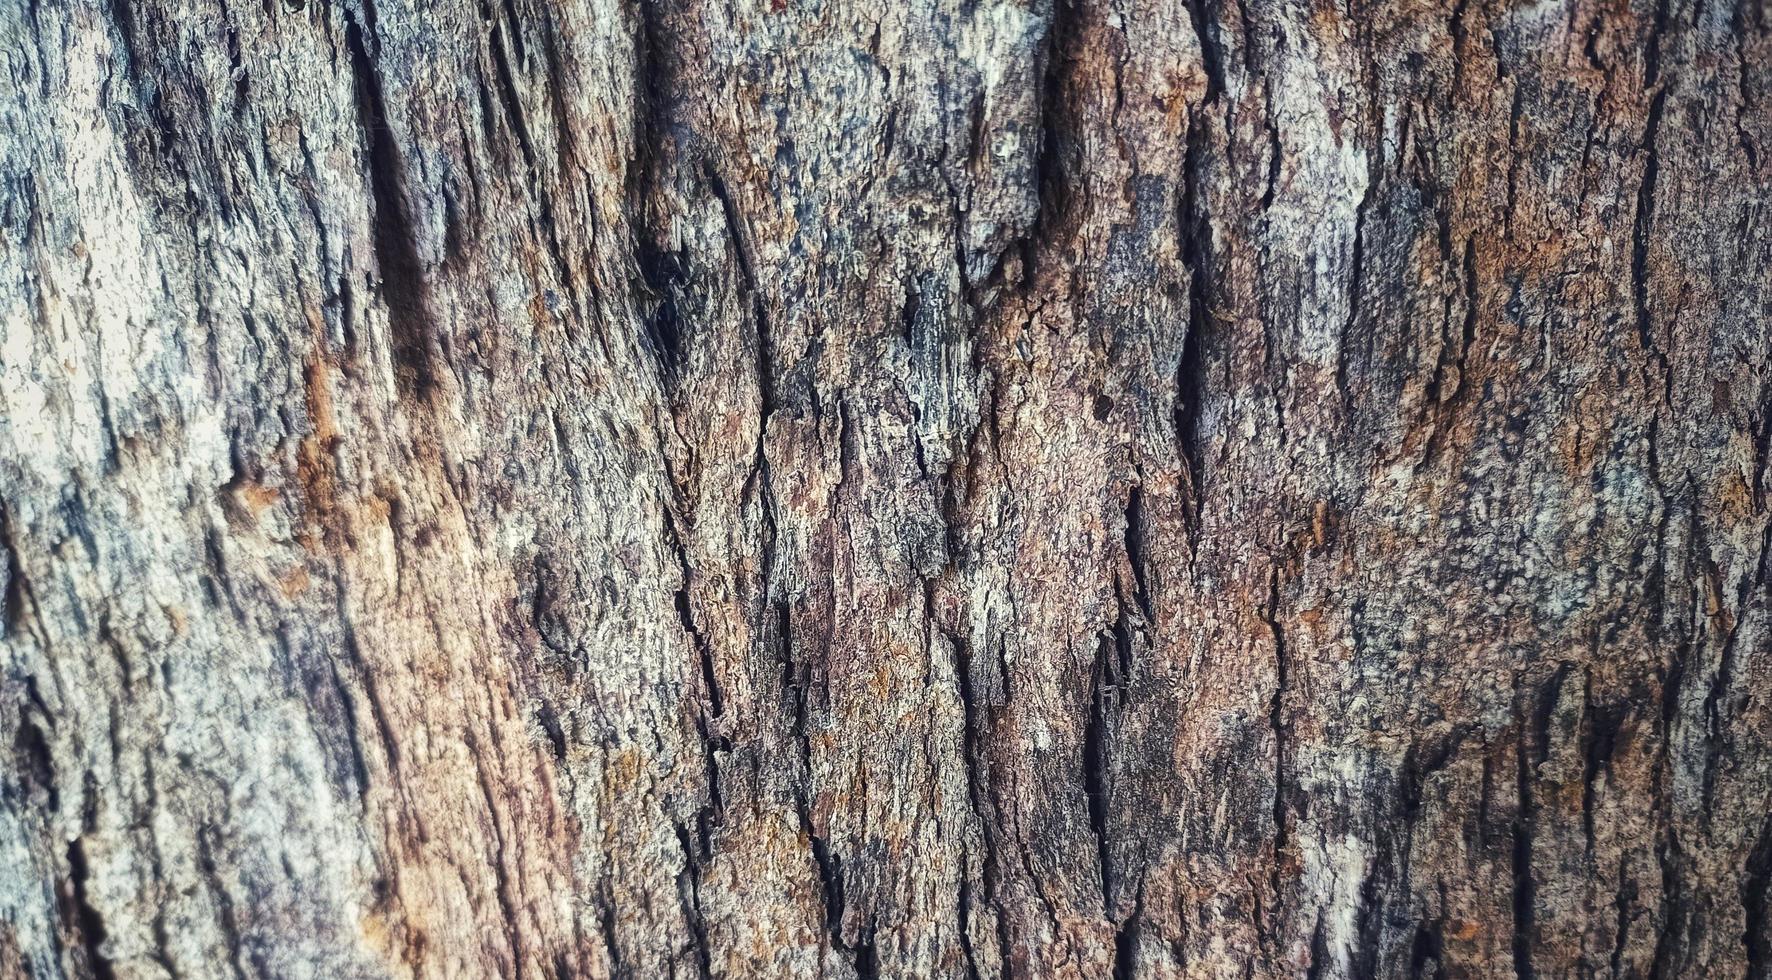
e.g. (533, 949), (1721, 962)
(1, 0), (1768, 976)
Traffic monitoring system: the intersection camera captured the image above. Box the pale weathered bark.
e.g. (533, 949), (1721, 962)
(1, 0), (1768, 976)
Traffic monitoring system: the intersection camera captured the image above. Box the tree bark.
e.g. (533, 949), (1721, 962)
(1, 0), (1768, 976)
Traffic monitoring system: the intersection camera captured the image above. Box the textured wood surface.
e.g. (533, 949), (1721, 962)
(1, 0), (1769, 975)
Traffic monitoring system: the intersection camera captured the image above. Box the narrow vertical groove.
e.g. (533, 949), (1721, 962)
(343, 11), (436, 398)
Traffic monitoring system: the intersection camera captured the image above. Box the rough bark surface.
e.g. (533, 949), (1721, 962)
(2, 0), (1769, 976)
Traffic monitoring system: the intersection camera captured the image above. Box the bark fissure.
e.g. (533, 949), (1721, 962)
(62, 841), (116, 980)
(343, 11), (438, 400)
